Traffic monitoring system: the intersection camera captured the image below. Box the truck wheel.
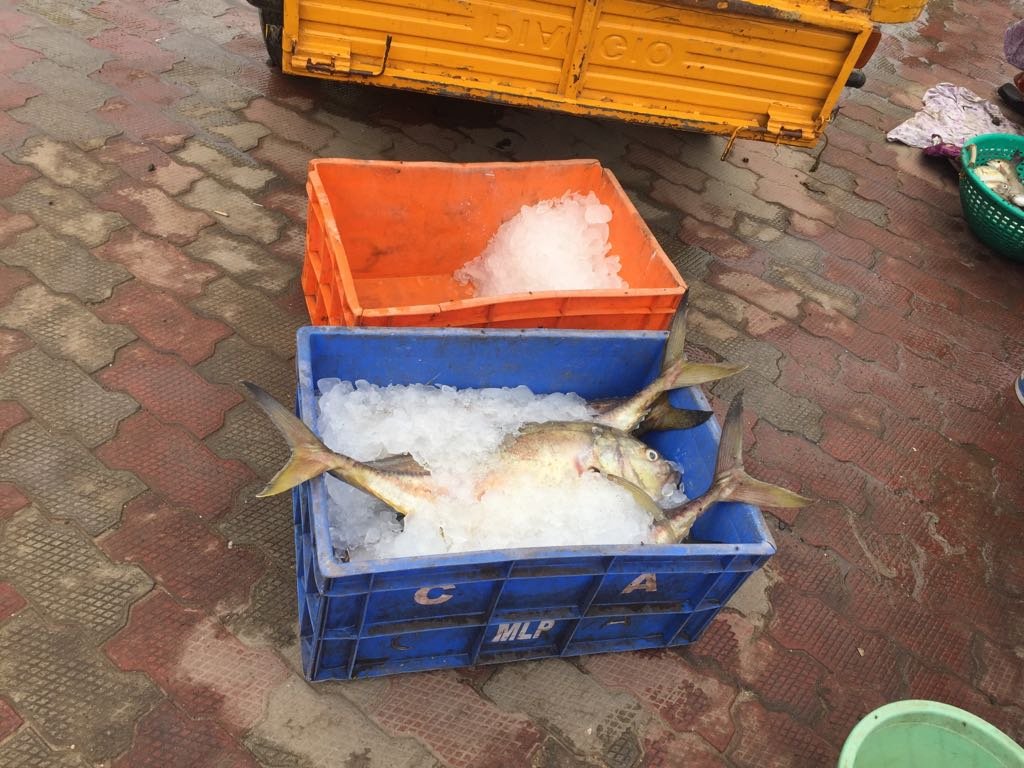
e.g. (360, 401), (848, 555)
(259, 7), (283, 69)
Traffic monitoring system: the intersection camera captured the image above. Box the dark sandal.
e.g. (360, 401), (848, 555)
(998, 82), (1024, 116)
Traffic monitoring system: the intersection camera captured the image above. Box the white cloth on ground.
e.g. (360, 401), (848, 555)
(886, 83), (1021, 149)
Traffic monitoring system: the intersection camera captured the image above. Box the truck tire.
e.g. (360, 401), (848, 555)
(259, 7), (283, 69)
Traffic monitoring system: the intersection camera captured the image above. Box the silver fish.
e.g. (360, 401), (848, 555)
(243, 383), (680, 516)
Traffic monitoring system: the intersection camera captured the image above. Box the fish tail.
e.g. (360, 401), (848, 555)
(711, 393), (813, 508)
(661, 357), (748, 390)
(241, 381), (341, 497)
(658, 296), (745, 389)
(654, 393), (811, 543)
(660, 292), (689, 373)
(636, 395), (713, 434)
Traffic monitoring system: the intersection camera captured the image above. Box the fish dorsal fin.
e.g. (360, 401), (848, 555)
(364, 453), (430, 476)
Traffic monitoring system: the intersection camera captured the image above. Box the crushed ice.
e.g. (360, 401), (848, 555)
(455, 191), (628, 296)
(316, 379), (686, 561)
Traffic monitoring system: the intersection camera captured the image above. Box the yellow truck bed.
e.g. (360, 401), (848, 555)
(262, 0), (927, 146)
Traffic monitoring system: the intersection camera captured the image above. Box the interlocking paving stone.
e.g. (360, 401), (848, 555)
(0, 507), (152, 638)
(94, 60), (189, 107)
(245, 678), (440, 768)
(220, 564), (296, 648)
(86, 27), (181, 73)
(96, 96), (193, 151)
(0, 155), (39, 198)
(172, 93), (249, 130)
(0, 582), (26, 622)
(5, 180), (128, 250)
(766, 264), (859, 319)
(0, 210), (33, 248)
(269, 226), (305, 266)
(0, 283), (134, 372)
(96, 411), (255, 520)
(9, 60), (118, 148)
(484, 660), (647, 763)
(0, 112), (32, 154)
(687, 309), (783, 382)
(196, 336), (295, 404)
(111, 700), (259, 768)
(640, 725), (726, 768)
(361, 672), (544, 768)
(175, 138), (275, 191)
(206, 403), (290, 481)
(0, 697), (21, 742)
(0, 611), (160, 762)
(0, 728), (89, 768)
(0, 421), (144, 534)
(211, 120), (270, 151)
(0, 484), (29, 521)
(192, 277), (302, 355)
(98, 343), (241, 438)
(98, 179), (213, 244)
(243, 98), (333, 151)
(250, 134), (313, 183)
(258, 188), (308, 224)
(216, 488), (293, 563)
(709, 368), (824, 441)
(104, 591), (290, 733)
(87, 0), (179, 35)
(0, 348), (137, 447)
(100, 493), (263, 613)
(583, 651), (737, 752)
(7, 135), (121, 193)
(728, 697), (836, 768)
(92, 229), (218, 298)
(0, 401), (30, 435)
(94, 137), (204, 195)
(180, 178), (284, 244)
(185, 227), (295, 292)
(163, 60), (255, 110)
(14, 24), (113, 73)
(94, 280), (232, 365)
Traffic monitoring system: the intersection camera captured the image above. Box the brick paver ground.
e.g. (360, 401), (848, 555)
(0, 0), (1023, 765)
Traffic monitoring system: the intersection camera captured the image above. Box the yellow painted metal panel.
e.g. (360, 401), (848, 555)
(868, 0), (929, 23)
(581, 0), (860, 132)
(282, 0), (876, 145)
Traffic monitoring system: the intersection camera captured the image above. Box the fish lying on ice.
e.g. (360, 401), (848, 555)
(243, 382), (683, 516)
(244, 382), (811, 545)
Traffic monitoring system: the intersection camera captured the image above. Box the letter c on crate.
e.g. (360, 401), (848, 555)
(414, 584), (456, 605)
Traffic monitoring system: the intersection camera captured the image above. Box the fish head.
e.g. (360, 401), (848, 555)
(592, 431), (681, 501)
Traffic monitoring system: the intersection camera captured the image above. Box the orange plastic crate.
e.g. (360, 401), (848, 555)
(303, 159), (687, 330)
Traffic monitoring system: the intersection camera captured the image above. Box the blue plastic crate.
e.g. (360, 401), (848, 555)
(292, 326), (775, 681)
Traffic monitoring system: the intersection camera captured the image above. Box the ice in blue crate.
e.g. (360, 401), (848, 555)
(292, 326), (777, 681)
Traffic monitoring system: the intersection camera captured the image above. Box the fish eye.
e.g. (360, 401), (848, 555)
(646, 448), (659, 461)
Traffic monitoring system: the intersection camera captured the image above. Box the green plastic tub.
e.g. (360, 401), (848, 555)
(839, 700), (1024, 768)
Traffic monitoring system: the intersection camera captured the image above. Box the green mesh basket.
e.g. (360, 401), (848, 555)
(960, 133), (1024, 262)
